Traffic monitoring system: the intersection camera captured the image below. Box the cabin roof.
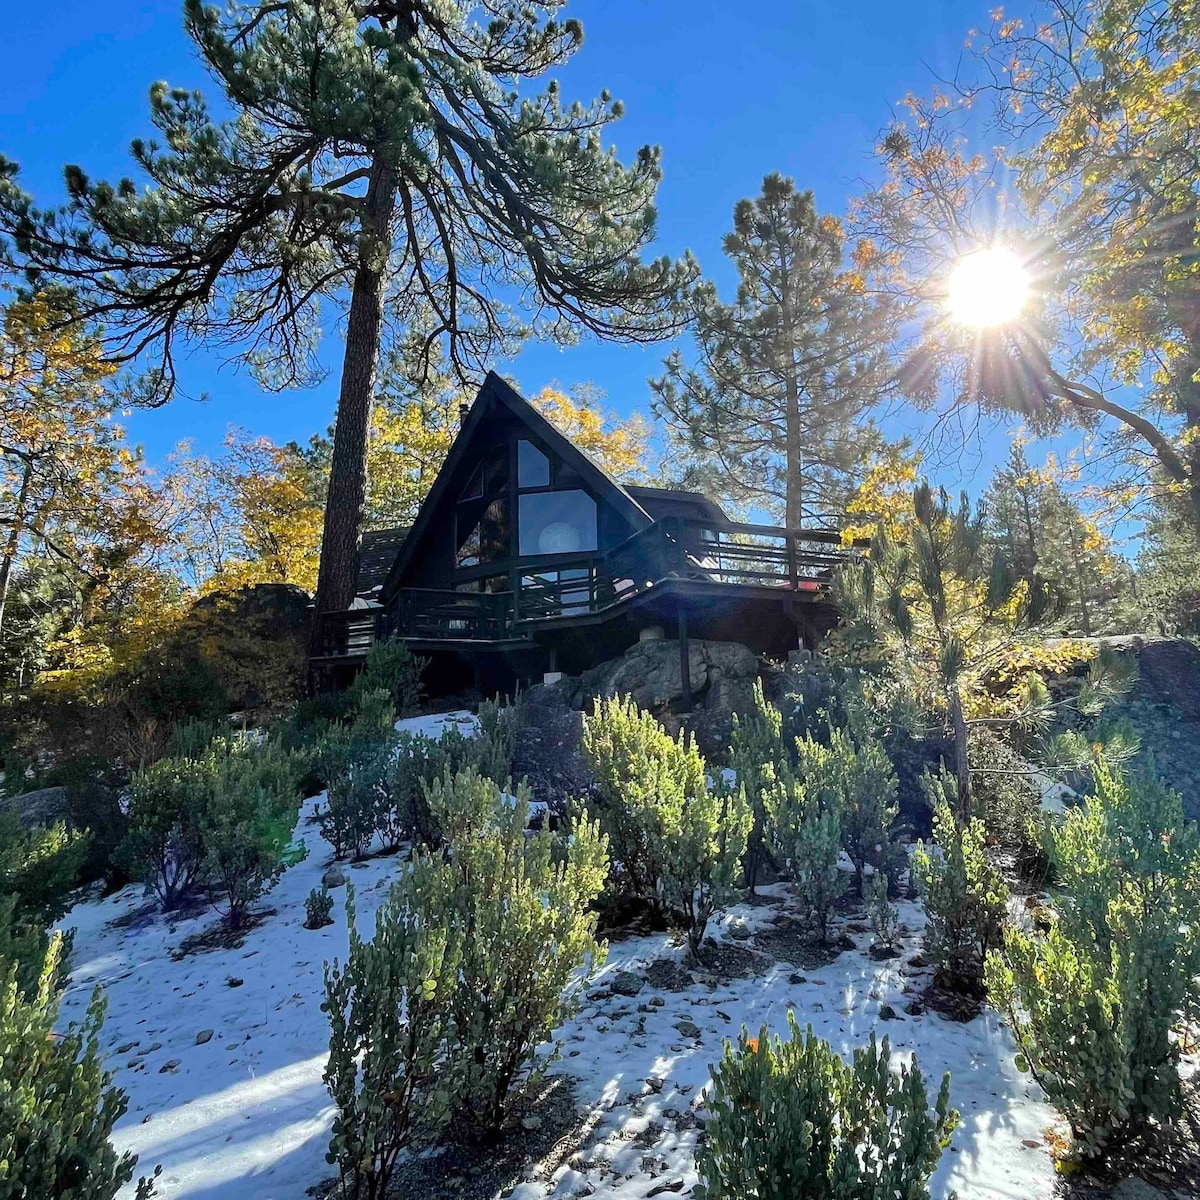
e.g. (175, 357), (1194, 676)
(379, 372), (655, 600)
(624, 485), (730, 527)
(355, 526), (410, 598)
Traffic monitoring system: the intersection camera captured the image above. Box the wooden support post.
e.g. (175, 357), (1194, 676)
(678, 602), (693, 712)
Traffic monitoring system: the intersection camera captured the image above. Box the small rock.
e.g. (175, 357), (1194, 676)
(609, 971), (644, 997)
(159, 1059), (181, 1074)
(521, 1114), (543, 1131)
(1111, 1179), (1170, 1200)
(1021, 1139), (1042, 1149)
(195, 1030), (214, 1045)
(674, 1020), (701, 1039)
(226, 977), (244, 988)
(788, 973), (807, 985)
(649, 996), (665, 1007)
(879, 1004), (900, 1020)
(904, 1000), (925, 1017)
(645, 1077), (665, 1093)
(647, 1182), (685, 1198)
(116, 1041), (139, 1054)
(322, 865), (347, 889)
(727, 920), (752, 941)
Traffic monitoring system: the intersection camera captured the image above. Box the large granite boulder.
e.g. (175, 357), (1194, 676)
(558, 637), (759, 717)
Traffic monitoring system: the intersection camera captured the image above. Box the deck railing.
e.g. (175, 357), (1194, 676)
(315, 518), (861, 657)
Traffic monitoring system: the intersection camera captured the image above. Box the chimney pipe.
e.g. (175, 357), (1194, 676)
(458, 399), (471, 426)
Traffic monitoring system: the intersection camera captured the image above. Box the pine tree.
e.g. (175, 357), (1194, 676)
(982, 445), (1125, 636)
(651, 175), (899, 527)
(0, 1), (692, 624)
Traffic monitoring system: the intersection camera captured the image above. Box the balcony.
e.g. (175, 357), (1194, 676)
(313, 518), (860, 660)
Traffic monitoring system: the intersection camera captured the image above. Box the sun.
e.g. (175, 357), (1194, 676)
(946, 247), (1030, 329)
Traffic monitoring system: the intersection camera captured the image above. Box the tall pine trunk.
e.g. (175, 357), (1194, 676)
(311, 156), (398, 637)
(0, 456), (33, 651)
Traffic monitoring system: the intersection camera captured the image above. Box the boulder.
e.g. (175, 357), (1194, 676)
(567, 637), (760, 718)
(2, 785), (68, 828)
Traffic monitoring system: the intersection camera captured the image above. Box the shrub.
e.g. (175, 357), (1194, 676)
(0, 892), (71, 1000)
(424, 768), (608, 1139)
(665, 780), (752, 958)
(304, 887), (335, 930)
(0, 934), (159, 1200)
(912, 771), (1008, 995)
(969, 727), (1046, 873)
(0, 810), (90, 926)
(766, 737), (846, 940)
(828, 728), (903, 897)
(198, 740), (306, 928)
(581, 694), (707, 904)
(323, 739), (395, 861)
(387, 716), (514, 851)
(866, 870), (900, 954)
(120, 756), (213, 909)
(696, 1014), (958, 1200)
(985, 756), (1200, 1160)
(728, 680), (787, 893)
(349, 638), (427, 719)
(322, 883), (460, 1200)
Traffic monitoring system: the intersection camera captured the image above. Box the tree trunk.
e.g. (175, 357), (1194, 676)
(949, 684), (970, 813)
(784, 372), (803, 529)
(0, 456), (34, 651)
(310, 155), (398, 640)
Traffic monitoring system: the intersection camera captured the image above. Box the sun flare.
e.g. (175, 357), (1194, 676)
(946, 247), (1030, 329)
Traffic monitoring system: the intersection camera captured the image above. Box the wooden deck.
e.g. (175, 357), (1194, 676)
(313, 518), (861, 662)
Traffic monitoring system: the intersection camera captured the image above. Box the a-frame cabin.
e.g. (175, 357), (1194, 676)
(313, 372), (856, 698)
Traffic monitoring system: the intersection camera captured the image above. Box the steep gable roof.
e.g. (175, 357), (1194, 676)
(379, 372), (653, 600)
(355, 526), (410, 598)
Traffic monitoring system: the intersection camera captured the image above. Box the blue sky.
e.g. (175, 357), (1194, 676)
(0, 1), (1008, 481)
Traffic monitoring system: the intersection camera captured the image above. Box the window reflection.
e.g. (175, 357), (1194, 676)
(518, 490), (597, 556)
(517, 440), (551, 487)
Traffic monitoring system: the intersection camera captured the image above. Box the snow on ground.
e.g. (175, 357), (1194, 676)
(55, 708), (1057, 1200)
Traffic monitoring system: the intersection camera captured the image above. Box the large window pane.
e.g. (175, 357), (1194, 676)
(517, 439), (551, 487)
(518, 490), (597, 556)
(456, 497), (509, 567)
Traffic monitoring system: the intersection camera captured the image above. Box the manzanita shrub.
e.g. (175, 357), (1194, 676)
(696, 1014), (958, 1200)
(581, 694), (749, 956)
(0, 934), (160, 1200)
(323, 766), (609, 1179)
(323, 883), (461, 1200)
(912, 770), (1008, 995)
(986, 756), (1200, 1160)
(423, 768), (609, 1138)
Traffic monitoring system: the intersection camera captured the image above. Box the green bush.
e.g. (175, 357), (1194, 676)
(424, 768), (608, 1139)
(323, 739), (394, 861)
(696, 1014), (958, 1200)
(913, 771), (1008, 995)
(120, 755), (212, 909)
(304, 886), (335, 930)
(827, 728), (902, 897)
(985, 756), (1200, 1159)
(349, 638), (427, 719)
(323, 884), (460, 1200)
(728, 680), (787, 893)
(0, 810), (90, 927)
(121, 737), (304, 925)
(582, 695), (748, 952)
(865, 870), (899, 954)
(766, 737), (846, 941)
(0, 934), (159, 1200)
(198, 739), (305, 928)
(0, 892), (71, 1000)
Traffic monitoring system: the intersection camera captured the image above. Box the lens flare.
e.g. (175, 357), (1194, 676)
(946, 247), (1030, 328)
